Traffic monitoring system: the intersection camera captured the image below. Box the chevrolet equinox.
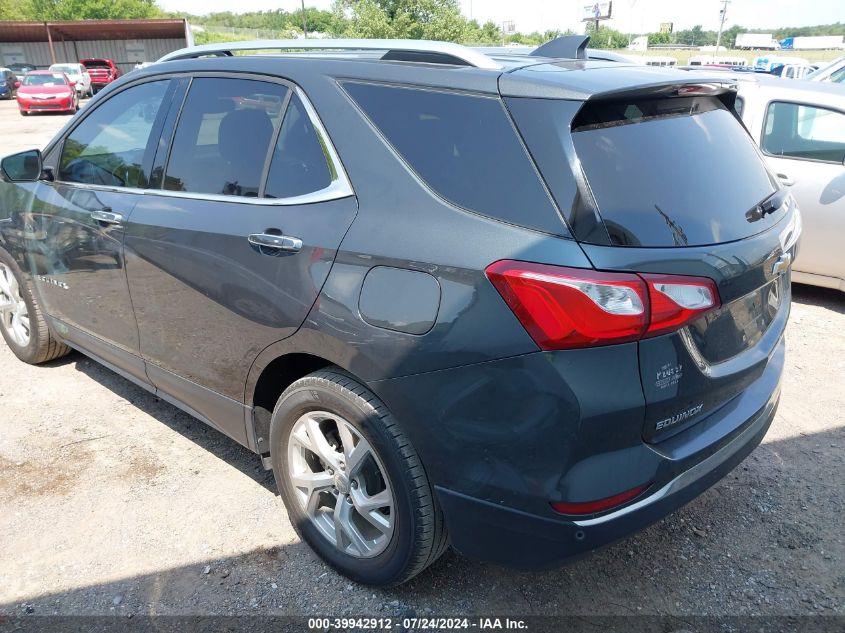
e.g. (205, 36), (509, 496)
(0, 37), (800, 586)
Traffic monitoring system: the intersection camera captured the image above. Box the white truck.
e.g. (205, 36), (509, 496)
(735, 33), (778, 50)
(788, 36), (845, 50)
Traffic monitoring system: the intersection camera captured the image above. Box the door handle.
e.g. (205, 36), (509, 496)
(777, 173), (795, 187)
(247, 233), (303, 253)
(91, 210), (124, 225)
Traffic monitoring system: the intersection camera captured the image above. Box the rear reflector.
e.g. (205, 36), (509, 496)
(550, 483), (651, 516)
(486, 261), (719, 350)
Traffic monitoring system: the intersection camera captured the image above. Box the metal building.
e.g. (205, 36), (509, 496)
(0, 19), (193, 72)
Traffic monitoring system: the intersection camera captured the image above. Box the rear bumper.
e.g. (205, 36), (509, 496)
(369, 329), (784, 569)
(436, 383), (777, 568)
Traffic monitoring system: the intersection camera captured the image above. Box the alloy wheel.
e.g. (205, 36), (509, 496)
(288, 410), (395, 558)
(0, 263), (30, 347)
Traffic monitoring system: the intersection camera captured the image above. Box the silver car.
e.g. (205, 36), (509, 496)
(736, 78), (845, 292)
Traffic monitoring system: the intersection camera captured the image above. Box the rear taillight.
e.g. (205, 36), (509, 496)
(642, 274), (719, 337)
(486, 261), (719, 350)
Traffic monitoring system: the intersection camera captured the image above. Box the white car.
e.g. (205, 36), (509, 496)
(806, 56), (845, 84)
(736, 78), (845, 292)
(48, 63), (92, 97)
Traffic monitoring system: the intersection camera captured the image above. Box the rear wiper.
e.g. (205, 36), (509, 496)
(746, 188), (789, 223)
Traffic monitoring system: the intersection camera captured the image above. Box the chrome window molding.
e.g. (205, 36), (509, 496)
(146, 178), (353, 206)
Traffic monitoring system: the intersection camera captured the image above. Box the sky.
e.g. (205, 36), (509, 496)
(159, 0), (844, 35)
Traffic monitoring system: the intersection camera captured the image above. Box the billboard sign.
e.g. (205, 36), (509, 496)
(582, 2), (612, 21)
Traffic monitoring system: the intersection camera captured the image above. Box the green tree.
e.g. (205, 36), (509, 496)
(338, 0), (396, 38)
(0, 0), (33, 19)
(585, 23), (628, 49)
(28, 0), (161, 20)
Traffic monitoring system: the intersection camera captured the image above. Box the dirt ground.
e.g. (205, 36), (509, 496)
(0, 99), (843, 623)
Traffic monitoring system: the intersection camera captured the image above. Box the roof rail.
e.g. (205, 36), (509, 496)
(531, 35), (591, 60)
(157, 39), (503, 70)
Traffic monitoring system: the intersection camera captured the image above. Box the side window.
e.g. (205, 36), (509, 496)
(163, 78), (288, 197)
(762, 101), (845, 163)
(264, 93), (334, 199)
(343, 82), (560, 233)
(59, 80), (169, 188)
(830, 66), (845, 84)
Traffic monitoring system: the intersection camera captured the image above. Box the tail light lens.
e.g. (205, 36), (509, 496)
(643, 274), (720, 337)
(550, 482), (652, 516)
(486, 261), (719, 350)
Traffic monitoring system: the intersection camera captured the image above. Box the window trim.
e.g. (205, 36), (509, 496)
(760, 98), (845, 166)
(48, 71), (354, 206)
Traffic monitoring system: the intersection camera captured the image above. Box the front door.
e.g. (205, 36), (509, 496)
(27, 78), (175, 382)
(124, 76), (357, 444)
(759, 99), (845, 285)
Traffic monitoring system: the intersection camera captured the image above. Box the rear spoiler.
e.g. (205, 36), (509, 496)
(499, 67), (738, 101)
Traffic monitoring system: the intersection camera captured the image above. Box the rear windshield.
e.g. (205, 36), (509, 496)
(50, 65), (78, 75)
(83, 60), (110, 69)
(572, 97), (779, 246)
(510, 95), (781, 247)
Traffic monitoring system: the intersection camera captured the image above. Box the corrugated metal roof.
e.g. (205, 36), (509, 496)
(0, 19), (188, 43)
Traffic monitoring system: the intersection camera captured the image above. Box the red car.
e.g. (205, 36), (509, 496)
(80, 58), (121, 93)
(16, 71), (79, 116)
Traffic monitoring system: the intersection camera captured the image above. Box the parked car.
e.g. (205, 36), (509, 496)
(0, 38), (798, 586)
(7, 63), (37, 82)
(769, 63), (817, 79)
(15, 71), (79, 116)
(0, 68), (17, 99)
(80, 58), (121, 93)
(736, 78), (845, 292)
(48, 62), (92, 97)
(805, 56), (845, 84)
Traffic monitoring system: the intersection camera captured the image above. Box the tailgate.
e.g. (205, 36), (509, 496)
(581, 208), (799, 443)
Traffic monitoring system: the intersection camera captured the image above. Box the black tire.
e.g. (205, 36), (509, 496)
(0, 248), (71, 364)
(270, 369), (448, 586)
(19, 110), (28, 116)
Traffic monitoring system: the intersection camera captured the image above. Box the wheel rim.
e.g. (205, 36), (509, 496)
(288, 411), (395, 558)
(0, 263), (30, 347)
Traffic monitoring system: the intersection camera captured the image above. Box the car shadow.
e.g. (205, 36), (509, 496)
(1, 419), (842, 619)
(792, 282), (844, 314)
(72, 356), (276, 494)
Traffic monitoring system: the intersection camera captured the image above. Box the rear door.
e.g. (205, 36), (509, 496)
(124, 74), (357, 443)
(757, 99), (845, 285)
(508, 90), (799, 443)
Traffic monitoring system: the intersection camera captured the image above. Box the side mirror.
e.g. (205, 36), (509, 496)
(1, 149), (44, 182)
(14, 80), (20, 89)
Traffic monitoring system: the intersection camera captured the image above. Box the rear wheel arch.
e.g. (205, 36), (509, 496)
(249, 351), (339, 455)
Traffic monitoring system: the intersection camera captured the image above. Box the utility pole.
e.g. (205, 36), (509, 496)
(301, 0), (308, 39)
(627, 0), (639, 47)
(715, 0), (729, 50)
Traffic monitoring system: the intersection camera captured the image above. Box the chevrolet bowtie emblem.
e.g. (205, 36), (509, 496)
(772, 253), (792, 276)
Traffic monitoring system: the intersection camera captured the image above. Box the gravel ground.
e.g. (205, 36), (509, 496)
(0, 99), (843, 623)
